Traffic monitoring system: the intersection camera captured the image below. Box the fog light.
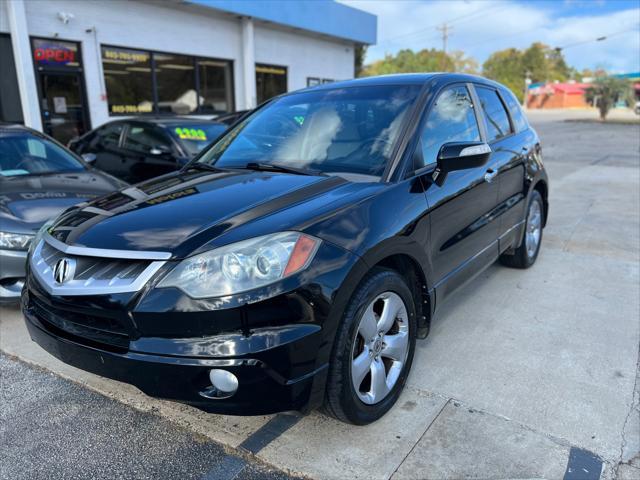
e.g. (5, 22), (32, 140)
(199, 369), (239, 399)
(209, 369), (238, 394)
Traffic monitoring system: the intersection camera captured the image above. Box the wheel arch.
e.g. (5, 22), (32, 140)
(532, 179), (549, 227)
(372, 253), (432, 338)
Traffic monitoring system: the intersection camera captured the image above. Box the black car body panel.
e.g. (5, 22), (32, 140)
(23, 74), (549, 415)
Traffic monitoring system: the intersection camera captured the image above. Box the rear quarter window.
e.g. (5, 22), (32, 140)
(501, 89), (529, 133)
(475, 86), (512, 142)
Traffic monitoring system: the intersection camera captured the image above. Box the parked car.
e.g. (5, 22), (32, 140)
(213, 110), (250, 126)
(635, 100), (640, 115)
(0, 124), (124, 303)
(68, 118), (227, 184)
(22, 74), (548, 424)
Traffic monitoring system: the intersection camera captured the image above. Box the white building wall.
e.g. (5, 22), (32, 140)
(254, 24), (355, 91)
(2, 0), (356, 131)
(0, 1), (9, 32)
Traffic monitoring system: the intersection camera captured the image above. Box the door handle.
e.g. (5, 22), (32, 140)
(484, 169), (498, 183)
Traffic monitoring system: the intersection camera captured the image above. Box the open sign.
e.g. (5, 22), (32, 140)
(33, 44), (76, 66)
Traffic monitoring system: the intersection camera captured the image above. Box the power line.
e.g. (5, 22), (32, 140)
(554, 25), (640, 51)
(378, 3), (506, 46)
(460, 26), (541, 50)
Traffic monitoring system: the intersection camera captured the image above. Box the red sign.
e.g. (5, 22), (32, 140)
(34, 47), (76, 65)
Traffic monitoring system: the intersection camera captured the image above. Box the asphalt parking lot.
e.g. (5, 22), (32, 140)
(1, 109), (639, 480)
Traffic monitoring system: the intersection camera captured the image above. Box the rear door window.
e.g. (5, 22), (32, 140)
(123, 124), (172, 155)
(98, 122), (124, 148)
(418, 85), (481, 167)
(475, 86), (512, 142)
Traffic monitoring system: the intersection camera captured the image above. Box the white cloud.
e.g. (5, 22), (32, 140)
(341, 0), (640, 73)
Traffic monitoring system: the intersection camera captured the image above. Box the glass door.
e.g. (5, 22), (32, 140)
(39, 72), (88, 145)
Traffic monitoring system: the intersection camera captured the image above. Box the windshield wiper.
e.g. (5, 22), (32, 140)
(243, 162), (326, 176)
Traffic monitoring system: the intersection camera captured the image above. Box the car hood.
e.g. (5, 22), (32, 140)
(48, 168), (381, 258)
(0, 171), (122, 233)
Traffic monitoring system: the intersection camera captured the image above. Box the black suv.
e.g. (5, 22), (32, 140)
(68, 118), (227, 184)
(22, 74), (548, 425)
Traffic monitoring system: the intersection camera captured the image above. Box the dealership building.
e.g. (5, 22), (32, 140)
(0, 0), (376, 143)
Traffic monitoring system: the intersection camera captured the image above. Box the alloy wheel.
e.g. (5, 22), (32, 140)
(351, 292), (409, 405)
(525, 199), (542, 258)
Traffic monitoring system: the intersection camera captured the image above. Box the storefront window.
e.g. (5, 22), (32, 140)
(101, 45), (233, 117)
(198, 60), (233, 114)
(256, 64), (287, 104)
(102, 46), (153, 115)
(155, 53), (196, 114)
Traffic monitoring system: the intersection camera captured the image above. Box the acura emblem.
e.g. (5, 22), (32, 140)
(53, 258), (75, 284)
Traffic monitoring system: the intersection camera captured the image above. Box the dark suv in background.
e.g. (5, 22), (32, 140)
(23, 74), (548, 424)
(68, 118), (227, 184)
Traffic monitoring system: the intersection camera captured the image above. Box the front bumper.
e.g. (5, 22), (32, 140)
(21, 237), (362, 415)
(23, 296), (328, 415)
(0, 249), (27, 301)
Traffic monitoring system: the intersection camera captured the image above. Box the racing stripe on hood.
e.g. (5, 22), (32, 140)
(182, 175), (348, 257)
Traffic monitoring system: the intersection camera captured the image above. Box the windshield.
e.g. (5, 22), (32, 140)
(0, 133), (86, 177)
(198, 85), (421, 178)
(170, 124), (227, 156)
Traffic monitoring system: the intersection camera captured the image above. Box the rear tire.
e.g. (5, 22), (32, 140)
(324, 268), (417, 425)
(500, 190), (544, 269)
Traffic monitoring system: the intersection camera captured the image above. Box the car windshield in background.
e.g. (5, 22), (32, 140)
(199, 85), (422, 178)
(170, 124), (227, 156)
(0, 134), (86, 177)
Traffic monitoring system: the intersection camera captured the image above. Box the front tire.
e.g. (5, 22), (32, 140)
(500, 190), (544, 269)
(324, 268), (417, 425)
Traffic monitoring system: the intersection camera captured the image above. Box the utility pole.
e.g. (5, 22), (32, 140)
(436, 23), (452, 71)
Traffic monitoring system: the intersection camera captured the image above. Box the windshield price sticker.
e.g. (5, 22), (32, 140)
(175, 128), (207, 141)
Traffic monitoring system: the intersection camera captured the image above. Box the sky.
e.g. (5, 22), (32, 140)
(340, 0), (640, 73)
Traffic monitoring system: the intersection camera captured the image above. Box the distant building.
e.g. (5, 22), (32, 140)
(526, 72), (640, 110)
(526, 82), (590, 109)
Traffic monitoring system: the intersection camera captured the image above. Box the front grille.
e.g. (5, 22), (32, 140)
(31, 237), (167, 296)
(31, 294), (130, 350)
(40, 242), (149, 282)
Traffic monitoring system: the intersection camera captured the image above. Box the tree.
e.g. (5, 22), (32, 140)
(482, 42), (572, 102)
(360, 48), (477, 77)
(450, 51), (479, 74)
(585, 76), (634, 120)
(482, 48), (524, 101)
(354, 45), (367, 77)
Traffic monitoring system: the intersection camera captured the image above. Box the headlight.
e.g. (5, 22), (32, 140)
(158, 232), (320, 298)
(0, 231), (35, 251)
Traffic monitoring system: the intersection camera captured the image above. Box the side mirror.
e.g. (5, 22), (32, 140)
(81, 153), (97, 164)
(432, 141), (491, 186)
